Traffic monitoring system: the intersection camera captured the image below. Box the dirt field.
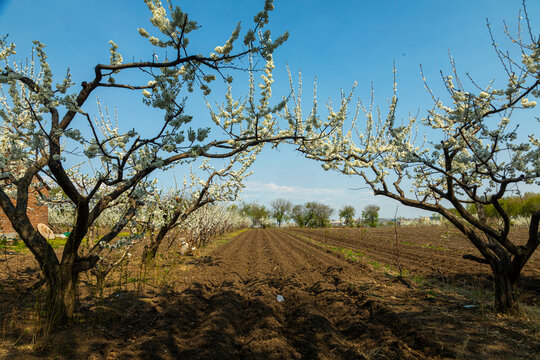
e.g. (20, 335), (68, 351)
(287, 226), (540, 305)
(1, 227), (539, 359)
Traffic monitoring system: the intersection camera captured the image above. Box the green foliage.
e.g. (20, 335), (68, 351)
(361, 204), (379, 227)
(338, 205), (356, 227)
(270, 198), (292, 226)
(304, 202), (334, 228)
(290, 202), (333, 228)
(240, 202), (269, 227)
(464, 192), (540, 219)
(291, 204), (307, 227)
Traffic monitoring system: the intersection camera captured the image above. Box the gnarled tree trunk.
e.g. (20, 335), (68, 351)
(142, 241), (160, 264)
(490, 261), (520, 313)
(44, 263), (79, 327)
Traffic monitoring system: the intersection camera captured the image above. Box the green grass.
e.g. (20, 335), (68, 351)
(328, 245), (365, 262)
(1, 236), (68, 253)
(411, 274), (427, 286)
(215, 228), (247, 245)
(47, 237), (68, 249)
(402, 240), (449, 251)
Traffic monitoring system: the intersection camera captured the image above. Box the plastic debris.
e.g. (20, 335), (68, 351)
(276, 295), (284, 302)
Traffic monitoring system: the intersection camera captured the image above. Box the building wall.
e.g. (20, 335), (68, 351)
(0, 185), (49, 234)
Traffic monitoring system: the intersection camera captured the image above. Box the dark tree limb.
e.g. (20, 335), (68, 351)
(463, 254), (490, 264)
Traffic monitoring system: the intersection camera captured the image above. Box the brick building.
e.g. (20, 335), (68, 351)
(0, 178), (49, 237)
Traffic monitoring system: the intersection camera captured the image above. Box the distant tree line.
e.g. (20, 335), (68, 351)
(448, 193), (540, 221)
(468, 193), (540, 219)
(290, 202), (334, 228)
(239, 199), (381, 228)
(240, 194), (539, 228)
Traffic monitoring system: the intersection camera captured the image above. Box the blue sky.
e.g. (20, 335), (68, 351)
(1, 0), (538, 218)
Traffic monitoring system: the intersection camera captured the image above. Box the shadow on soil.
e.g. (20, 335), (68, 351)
(421, 272), (540, 306)
(126, 262), (472, 360)
(1, 274), (539, 359)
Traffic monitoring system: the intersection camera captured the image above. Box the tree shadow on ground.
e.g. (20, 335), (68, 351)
(186, 255), (223, 267)
(0, 286), (162, 360)
(1, 263), (538, 359)
(423, 271), (540, 306)
(130, 278), (438, 359)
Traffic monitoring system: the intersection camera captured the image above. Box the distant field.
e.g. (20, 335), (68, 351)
(285, 226), (540, 304)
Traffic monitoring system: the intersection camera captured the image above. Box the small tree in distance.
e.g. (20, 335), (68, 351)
(362, 205), (379, 227)
(271, 198), (292, 227)
(304, 202), (334, 228)
(339, 205), (356, 227)
(291, 204), (307, 227)
(241, 202), (270, 228)
(289, 202), (333, 227)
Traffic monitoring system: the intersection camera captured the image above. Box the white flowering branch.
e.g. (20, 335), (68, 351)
(0, 0), (312, 326)
(299, 5), (539, 313)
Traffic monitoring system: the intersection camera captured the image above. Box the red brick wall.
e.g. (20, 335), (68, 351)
(0, 185), (49, 234)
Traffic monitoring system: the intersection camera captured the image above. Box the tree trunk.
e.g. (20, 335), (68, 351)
(95, 271), (107, 298)
(45, 263), (78, 327)
(491, 262), (519, 313)
(142, 242), (159, 264)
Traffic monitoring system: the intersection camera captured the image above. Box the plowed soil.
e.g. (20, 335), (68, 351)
(287, 226), (540, 304)
(1, 228), (539, 359)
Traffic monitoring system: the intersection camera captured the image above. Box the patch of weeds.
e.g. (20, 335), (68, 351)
(422, 276), (495, 311)
(529, 321), (539, 335)
(385, 264), (395, 272)
(1, 236), (67, 253)
(10, 239), (29, 253)
(402, 240), (448, 251)
(411, 274), (427, 287)
(328, 245), (365, 262)
(400, 268), (410, 276)
(421, 243), (448, 251)
(47, 237), (68, 249)
(215, 228), (247, 245)
(369, 260), (382, 270)
(288, 231), (366, 262)
(522, 305), (540, 334)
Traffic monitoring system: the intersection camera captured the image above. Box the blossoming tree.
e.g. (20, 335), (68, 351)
(139, 150), (259, 263)
(299, 11), (539, 312)
(0, 0), (342, 326)
(182, 203), (250, 248)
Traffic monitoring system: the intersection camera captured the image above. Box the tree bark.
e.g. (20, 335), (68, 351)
(491, 261), (520, 314)
(45, 263), (78, 327)
(142, 242), (159, 265)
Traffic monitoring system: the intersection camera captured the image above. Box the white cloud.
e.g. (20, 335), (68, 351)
(242, 181), (345, 199)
